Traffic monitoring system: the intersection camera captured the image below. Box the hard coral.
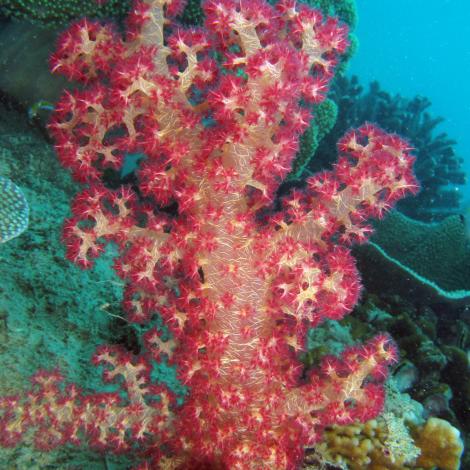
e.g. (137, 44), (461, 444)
(0, 0), (418, 468)
(306, 416), (463, 470)
(0, 0), (130, 28)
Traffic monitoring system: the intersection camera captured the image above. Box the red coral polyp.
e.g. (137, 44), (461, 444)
(0, 0), (419, 468)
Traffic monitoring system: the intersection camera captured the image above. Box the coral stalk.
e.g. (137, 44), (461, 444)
(0, 0), (418, 468)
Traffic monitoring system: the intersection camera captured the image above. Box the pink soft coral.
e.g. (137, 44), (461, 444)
(0, 0), (418, 468)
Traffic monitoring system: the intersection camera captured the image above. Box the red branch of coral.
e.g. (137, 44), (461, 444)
(0, 0), (418, 468)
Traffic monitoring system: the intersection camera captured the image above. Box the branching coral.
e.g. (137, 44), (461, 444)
(0, 0), (418, 467)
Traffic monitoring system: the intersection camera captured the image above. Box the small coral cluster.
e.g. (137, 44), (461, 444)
(0, 0), (418, 467)
(307, 416), (463, 470)
(0, 0), (130, 28)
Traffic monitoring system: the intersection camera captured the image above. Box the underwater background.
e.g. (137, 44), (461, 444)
(0, 0), (469, 468)
(351, 0), (470, 208)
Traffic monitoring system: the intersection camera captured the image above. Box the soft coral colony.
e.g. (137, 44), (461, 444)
(0, 0), (419, 468)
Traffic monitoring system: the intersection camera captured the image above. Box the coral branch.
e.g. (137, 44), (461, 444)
(0, 0), (418, 468)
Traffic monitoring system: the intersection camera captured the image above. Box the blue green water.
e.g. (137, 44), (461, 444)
(349, 0), (470, 206)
